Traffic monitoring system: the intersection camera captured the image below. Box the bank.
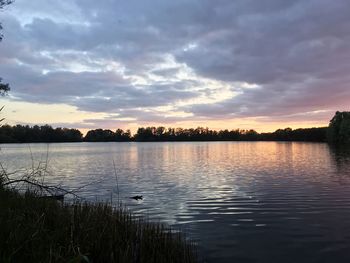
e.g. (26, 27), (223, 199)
(0, 186), (198, 263)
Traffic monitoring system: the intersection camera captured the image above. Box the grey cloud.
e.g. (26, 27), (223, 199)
(1, 0), (350, 125)
(0, 59), (200, 113)
(183, 77), (350, 120)
(74, 82), (200, 112)
(151, 67), (181, 77)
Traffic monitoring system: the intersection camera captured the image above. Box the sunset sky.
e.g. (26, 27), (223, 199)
(0, 0), (349, 133)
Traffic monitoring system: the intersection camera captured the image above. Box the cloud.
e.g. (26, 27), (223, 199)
(1, 0), (349, 128)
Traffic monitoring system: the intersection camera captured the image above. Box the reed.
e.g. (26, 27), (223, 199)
(0, 186), (198, 263)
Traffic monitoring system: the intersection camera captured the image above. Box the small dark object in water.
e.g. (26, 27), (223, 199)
(131, 195), (143, 200)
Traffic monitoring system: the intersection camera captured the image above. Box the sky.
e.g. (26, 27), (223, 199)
(0, 0), (349, 133)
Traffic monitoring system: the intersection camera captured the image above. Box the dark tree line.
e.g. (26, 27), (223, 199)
(0, 124), (328, 143)
(3, 112), (350, 144)
(0, 125), (83, 143)
(133, 127), (261, 141)
(0, 125), (131, 143)
(133, 126), (327, 142)
(260, 127), (328, 142)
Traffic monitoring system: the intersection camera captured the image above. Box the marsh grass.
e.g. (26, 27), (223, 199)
(0, 186), (198, 263)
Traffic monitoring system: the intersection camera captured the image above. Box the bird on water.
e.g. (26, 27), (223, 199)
(131, 195), (143, 200)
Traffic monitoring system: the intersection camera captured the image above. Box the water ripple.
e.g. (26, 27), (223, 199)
(2, 142), (350, 262)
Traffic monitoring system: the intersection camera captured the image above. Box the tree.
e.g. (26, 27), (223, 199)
(0, 0), (14, 45)
(0, 0), (13, 96)
(0, 0), (14, 35)
(328, 111), (350, 144)
(85, 129), (116, 142)
(0, 78), (10, 96)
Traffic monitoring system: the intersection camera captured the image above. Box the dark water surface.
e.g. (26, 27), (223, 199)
(1, 142), (350, 262)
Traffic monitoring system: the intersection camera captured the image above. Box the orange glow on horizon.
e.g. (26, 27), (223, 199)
(78, 120), (329, 136)
(2, 99), (331, 136)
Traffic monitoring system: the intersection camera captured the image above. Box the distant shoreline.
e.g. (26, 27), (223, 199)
(0, 124), (328, 143)
(0, 140), (328, 144)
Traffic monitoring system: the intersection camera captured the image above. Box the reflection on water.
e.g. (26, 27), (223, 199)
(1, 142), (350, 262)
(329, 144), (350, 176)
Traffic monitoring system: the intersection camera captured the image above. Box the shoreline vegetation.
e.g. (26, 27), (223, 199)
(0, 125), (328, 143)
(2, 111), (348, 144)
(0, 185), (198, 263)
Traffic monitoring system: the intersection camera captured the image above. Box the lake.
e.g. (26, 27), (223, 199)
(1, 141), (350, 262)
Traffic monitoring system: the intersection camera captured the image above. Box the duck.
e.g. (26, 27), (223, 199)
(131, 195), (143, 200)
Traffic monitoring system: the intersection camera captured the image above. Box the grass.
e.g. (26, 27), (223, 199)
(0, 186), (198, 263)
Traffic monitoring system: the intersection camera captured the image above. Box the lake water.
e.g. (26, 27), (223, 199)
(1, 142), (350, 262)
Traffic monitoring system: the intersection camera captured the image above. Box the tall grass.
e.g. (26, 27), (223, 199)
(0, 187), (198, 263)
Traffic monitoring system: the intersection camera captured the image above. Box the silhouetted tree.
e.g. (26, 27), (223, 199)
(132, 126), (328, 142)
(0, 125), (83, 143)
(241, 129), (259, 141)
(134, 127), (157, 141)
(0, 79), (9, 96)
(0, 0), (14, 40)
(84, 128), (131, 142)
(0, 1), (13, 11)
(85, 129), (114, 142)
(0, 0), (13, 96)
(0, 124), (330, 143)
(328, 111), (350, 144)
(115, 128), (131, 141)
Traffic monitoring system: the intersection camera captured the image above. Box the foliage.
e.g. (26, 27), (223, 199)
(0, 0), (13, 95)
(261, 127), (328, 142)
(0, 187), (198, 263)
(134, 126), (327, 142)
(0, 0), (13, 10)
(0, 0), (14, 39)
(0, 78), (10, 96)
(0, 124), (329, 143)
(134, 127), (259, 141)
(85, 128), (131, 142)
(328, 111), (350, 144)
(0, 124), (83, 143)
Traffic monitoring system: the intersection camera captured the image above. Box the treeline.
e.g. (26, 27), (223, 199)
(134, 127), (328, 142)
(0, 125), (83, 143)
(0, 124), (328, 143)
(134, 127), (259, 141)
